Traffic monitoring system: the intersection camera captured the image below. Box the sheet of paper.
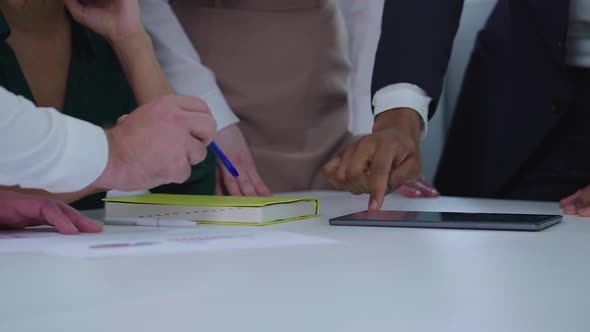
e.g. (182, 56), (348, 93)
(0, 228), (62, 240)
(0, 226), (336, 258)
(0, 227), (163, 254)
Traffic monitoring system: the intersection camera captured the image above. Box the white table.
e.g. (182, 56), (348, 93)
(1, 191), (589, 332)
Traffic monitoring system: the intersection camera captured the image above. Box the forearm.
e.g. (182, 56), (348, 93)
(110, 31), (173, 104)
(0, 185), (104, 204)
(0, 87), (108, 192)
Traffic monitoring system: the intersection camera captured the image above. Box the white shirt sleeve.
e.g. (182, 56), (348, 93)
(139, 0), (239, 130)
(373, 83), (432, 138)
(339, 0), (432, 138)
(338, 0), (384, 135)
(0, 87), (108, 193)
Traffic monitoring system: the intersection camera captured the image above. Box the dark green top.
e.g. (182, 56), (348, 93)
(0, 12), (215, 210)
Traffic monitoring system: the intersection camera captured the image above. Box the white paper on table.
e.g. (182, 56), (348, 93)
(0, 227), (163, 254)
(0, 227), (337, 258)
(0, 228), (66, 253)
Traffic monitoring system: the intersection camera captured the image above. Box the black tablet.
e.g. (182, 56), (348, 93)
(329, 210), (562, 231)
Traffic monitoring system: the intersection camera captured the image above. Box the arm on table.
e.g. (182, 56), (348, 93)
(1, 0), (173, 204)
(1, 1), (219, 204)
(0, 87), (108, 193)
(11, 0), (219, 204)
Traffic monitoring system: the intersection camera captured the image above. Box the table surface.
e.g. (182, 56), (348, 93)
(1, 191), (589, 332)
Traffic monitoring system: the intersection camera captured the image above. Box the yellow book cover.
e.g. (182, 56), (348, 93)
(103, 194), (320, 226)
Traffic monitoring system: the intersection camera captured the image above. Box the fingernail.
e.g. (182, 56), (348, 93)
(91, 219), (103, 226)
(369, 199), (378, 210)
(564, 204), (577, 215)
(579, 207), (590, 217)
(431, 188), (439, 194)
(414, 190), (422, 197)
(92, 219), (104, 230)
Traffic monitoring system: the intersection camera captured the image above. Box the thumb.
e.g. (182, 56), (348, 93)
(116, 114), (129, 125)
(322, 156), (342, 175)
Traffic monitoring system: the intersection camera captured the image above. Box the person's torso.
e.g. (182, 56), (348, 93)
(171, 0), (352, 192)
(436, 0), (576, 197)
(0, 13), (137, 129)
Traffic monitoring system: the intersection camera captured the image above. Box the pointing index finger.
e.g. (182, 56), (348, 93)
(368, 142), (395, 211)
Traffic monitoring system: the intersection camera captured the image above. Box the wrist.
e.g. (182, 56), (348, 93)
(92, 128), (122, 190)
(373, 108), (423, 142)
(109, 29), (152, 57)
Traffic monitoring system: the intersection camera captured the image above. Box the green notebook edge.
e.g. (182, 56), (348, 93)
(103, 194), (316, 207)
(198, 210), (320, 226)
(102, 194), (320, 226)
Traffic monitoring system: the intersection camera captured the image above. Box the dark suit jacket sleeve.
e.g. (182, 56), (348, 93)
(371, 0), (464, 119)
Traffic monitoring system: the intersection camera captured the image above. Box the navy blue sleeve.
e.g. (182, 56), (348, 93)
(371, 0), (464, 119)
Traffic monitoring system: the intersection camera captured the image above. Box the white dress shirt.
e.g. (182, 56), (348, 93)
(0, 87), (108, 193)
(567, 0), (590, 67)
(337, 0), (383, 134)
(139, 0), (429, 136)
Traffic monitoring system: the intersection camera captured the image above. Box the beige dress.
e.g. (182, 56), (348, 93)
(171, 0), (352, 192)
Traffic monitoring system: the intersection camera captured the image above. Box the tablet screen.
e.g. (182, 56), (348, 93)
(329, 210), (562, 231)
(345, 211), (557, 223)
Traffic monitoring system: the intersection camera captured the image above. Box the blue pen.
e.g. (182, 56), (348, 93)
(209, 141), (239, 177)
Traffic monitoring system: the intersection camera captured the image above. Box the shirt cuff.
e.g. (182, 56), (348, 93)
(372, 83), (432, 139)
(44, 114), (109, 193)
(200, 89), (240, 131)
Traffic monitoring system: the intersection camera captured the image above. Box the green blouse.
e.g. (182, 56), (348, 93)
(0, 12), (215, 210)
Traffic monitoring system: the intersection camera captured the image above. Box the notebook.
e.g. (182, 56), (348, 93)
(103, 194), (320, 226)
